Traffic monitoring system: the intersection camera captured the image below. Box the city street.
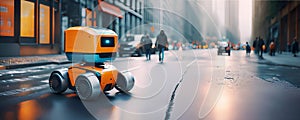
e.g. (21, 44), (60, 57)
(0, 49), (300, 120)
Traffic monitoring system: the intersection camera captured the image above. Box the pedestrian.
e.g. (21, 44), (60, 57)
(155, 30), (169, 63)
(246, 42), (251, 56)
(143, 34), (153, 60)
(258, 37), (265, 58)
(269, 40), (275, 56)
(227, 41), (231, 56)
(292, 38), (299, 57)
(253, 37), (258, 54)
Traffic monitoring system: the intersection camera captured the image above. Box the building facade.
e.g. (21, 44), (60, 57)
(0, 0), (143, 57)
(225, 0), (240, 44)
(252, 1), (300, 52)
(0, 0), (61, 56)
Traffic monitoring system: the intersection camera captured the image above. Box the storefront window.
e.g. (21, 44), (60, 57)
(0, 0), (14, 36)
(21, 0), (35, 37)
(39, 4), (50, 44)
(52, 8), (55, 44)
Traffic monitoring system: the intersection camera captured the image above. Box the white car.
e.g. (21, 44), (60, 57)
(217, 41), (231, 56)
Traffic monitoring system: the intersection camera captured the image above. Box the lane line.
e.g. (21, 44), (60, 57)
(0, 74), (49, 84)
(0, 64), (70, 79)
(0, 84), (48, 96)
(40, 80), (48, 83)
(120, 66), (141, 73)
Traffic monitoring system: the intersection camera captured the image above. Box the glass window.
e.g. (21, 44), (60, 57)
(52, 8), (55, 44)
(135, 0), (137, 11)
(118, 18), (122, 37)
(39, 4), (50, 44)
(126, 13), (130, 31)
(0, 0), (14, 36)
(119, 0), (125, 3)
(130, 0), (134, 9)
(139, 2), (142, 14)
(126, 0), (130, 6)
(131, 15), (134, 30)
(115, 18), (119, 34)
(136, 0), (139, 12)
(21, 0), (35, 37)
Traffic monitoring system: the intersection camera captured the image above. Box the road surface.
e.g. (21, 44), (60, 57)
(0, 49), (300, 120)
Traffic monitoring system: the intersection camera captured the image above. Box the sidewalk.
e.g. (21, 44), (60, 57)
(0, 54), (70, 70)
(253, 52), (300, 68)
(1, 51), (299, 70)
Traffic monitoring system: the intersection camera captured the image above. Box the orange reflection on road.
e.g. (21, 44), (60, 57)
(65, 93), (77, 98)
(108, 106), (121, 120)
(18, 100), (41, 120)
(39, 94), (50, 99)
(4, 112), (14, 120)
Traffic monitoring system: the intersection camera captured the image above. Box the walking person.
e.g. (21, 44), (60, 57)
(258, 37), (265, 59)
(269, 40), (275, 56)
(155, 30), (169, 63)
(292, 38), (299, 57)
(253, 37), (258, 54)
(143, 34), (153, 60)
(246, 42), (251, 56)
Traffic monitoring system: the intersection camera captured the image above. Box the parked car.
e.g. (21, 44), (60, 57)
(217, 41), (231, 56)
(118, 35), (141, 57)
(118, 35), (156, 57)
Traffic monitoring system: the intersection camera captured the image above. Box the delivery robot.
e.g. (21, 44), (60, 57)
(48, 27), (134, 100)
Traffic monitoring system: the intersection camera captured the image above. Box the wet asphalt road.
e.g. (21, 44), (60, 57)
(0, 49), (300, 120)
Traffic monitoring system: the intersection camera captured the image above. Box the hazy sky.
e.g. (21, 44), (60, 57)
(239, 0), (252, 42)
(212, 0), (252, 42)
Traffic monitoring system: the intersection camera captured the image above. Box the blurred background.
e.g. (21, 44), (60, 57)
(0, 0), (299, 57)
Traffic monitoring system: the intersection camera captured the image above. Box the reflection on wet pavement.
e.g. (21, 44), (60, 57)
(18, 100), (41, 120)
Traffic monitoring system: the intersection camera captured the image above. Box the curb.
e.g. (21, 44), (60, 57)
(264, 62), (300, 68)
(0, 61), (71, 70)
(249, 59), (300, 68)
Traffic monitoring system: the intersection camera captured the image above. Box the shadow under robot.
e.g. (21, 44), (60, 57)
(49, 27), (135, 100)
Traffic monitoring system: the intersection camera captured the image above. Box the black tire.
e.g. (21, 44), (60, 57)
(49, 73), (68, 94)
(115, 72), (135, 93)
(75, 73), (101, 100)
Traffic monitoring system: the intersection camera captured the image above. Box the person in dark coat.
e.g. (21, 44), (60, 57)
(142, 34), (153, 60)
(258, 37), (265, 58)
(253, 37), (259, 54)
(155, 30), (168, 63)
(246, 42), (251, 56)
(292, 38), (299, 57)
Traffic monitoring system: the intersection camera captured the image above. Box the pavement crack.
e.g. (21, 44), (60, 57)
(164, 60), (196, 120)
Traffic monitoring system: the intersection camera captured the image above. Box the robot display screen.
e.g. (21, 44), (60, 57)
(101, 37), (115, 47)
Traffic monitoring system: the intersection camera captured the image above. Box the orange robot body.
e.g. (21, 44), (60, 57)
(65, 27), (118, 63)
(49, 27), (135, 100)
